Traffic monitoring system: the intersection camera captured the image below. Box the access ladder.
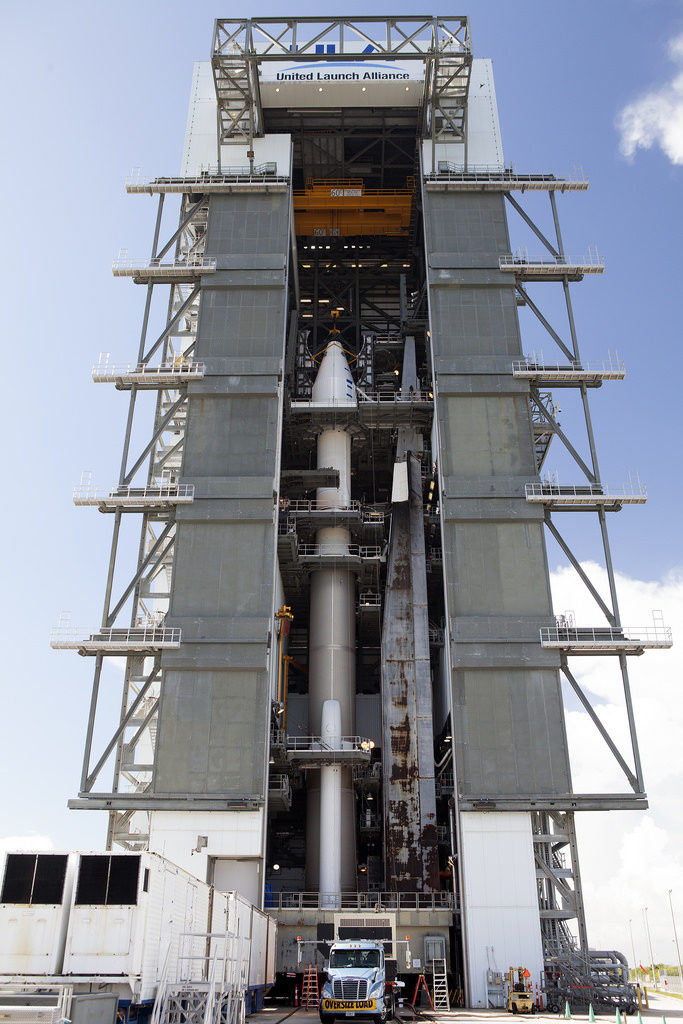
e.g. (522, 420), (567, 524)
(432, 958), (450, 1010)
(302, 965), (320, 1008)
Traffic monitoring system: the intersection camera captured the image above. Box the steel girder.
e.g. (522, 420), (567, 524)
(508, 188), (648, 803)
(533, 810), (588, 956)
(211, 17), (472, 144)
(72, 193), (208, 850)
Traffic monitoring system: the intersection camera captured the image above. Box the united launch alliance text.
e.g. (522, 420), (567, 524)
(276, 71), (410, 81)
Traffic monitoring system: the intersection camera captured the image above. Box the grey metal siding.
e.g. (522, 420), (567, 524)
(153, 192), (289, 799)
(424, 190), (571, 798)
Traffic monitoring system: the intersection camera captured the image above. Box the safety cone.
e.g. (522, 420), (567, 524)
(564, 1000), (571, 1018)
(589, 1004), (595, 1022)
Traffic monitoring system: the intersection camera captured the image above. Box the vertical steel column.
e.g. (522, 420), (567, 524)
(108, 197), (194, 841)
(81, 656), (104, 794)
(565, 812), (589, 953)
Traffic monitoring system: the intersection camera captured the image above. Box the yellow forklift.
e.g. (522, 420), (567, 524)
(507, 967), (536, 1014)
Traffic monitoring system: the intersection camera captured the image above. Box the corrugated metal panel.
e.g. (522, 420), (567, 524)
(155, 190), (291, 801)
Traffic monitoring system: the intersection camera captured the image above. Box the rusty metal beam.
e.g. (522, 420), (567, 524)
(381, 452), (439, 891)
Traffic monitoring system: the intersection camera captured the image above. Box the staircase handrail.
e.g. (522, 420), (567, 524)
(151, 942), (172, 1024)
(203, 947), (220, 1024)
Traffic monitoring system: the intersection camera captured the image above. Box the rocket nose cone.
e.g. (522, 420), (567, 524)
(311, 341), (357, 406)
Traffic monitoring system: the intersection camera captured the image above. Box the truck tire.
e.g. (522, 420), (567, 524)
(319, 1015), (336, 1024)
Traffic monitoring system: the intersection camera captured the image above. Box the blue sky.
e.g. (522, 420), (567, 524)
(1, 0), (682, 964)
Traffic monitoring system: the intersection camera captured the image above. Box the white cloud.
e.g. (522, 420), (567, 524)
(618, 32), (683, 164)
(0, 834), (54, 853)
(549, 562), (683, 961)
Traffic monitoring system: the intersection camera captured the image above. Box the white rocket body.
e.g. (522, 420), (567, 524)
(313, 340), (356, 511)
(311, 340), (357, 407)
(307, 339), (357, 895)
(319, 700), (343, 907)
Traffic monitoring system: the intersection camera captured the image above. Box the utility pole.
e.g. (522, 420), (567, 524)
(644, 907), (657, 989)
(668, 890), (683, 991)
(628, 919), (638, 982)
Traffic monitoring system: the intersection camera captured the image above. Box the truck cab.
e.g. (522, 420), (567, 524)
(319, 941), (394, 1024)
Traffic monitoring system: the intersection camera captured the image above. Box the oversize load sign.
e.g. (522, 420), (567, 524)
(321, 999), (377, 1012)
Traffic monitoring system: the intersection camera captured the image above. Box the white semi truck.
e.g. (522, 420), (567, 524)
(319, 940), (399, 1024)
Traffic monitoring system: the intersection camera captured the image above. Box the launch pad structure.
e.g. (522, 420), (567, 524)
(51, 14), (672, 1010)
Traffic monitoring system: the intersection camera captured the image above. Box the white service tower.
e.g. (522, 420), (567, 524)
(306, 335), (357, 899)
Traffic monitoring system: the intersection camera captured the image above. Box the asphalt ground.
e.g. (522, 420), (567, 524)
(250, 996), (683, 1024)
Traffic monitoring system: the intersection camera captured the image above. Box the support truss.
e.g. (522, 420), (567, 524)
(506, 186), (654, 822)
(67, 188), (210, 850)
(211, 17), (472, 145)
(533, 810), (588, 957)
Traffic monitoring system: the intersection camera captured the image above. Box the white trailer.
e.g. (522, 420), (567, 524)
(214, 889), (278, 1009)
(63, 851), (210, 1000)
(0, 851), (277, 1018)
(0, 852), (77, 976)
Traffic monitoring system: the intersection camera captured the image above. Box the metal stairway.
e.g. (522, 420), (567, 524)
(432, 958), (450, 1010)
(152, 932), (249, 1024)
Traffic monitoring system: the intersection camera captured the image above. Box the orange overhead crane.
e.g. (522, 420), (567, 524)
(293, 178), (414, 238)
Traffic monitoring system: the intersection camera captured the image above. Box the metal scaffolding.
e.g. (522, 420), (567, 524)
(61, 187), (208, 848)
(211, 17), (472, 148)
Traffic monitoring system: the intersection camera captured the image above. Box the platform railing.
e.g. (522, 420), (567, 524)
(265, 890), (457, 911)
(285, 735), (375, 752)
(92, 357), (206, 381)
(73, 482), (195, 504)
(525, 481), (647, 503)
(268, 775), (291, 798)
(277, 498), (385, 524)
(358, 389), (432, 404)
(292, 390), (432, 407)
(279, 498), (361, 513)
(500, 251), (605, 273)
(540, 625), (672, 648)
(50, 624), (181, 649)
(126, 163), (286, 187)
(424, 163), (588, 187)
(513, 353), (625, 378)
(297, 543), (383, 559)
(112, 251), (216, 274)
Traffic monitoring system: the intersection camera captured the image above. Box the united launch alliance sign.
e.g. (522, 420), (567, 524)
(272, 65), (411, 82)
(260, 57), (423, 107)
(257, 39), (425, 106)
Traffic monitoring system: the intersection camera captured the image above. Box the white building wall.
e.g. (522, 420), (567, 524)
(460, 811), (543, 1008)
(421, 58), (504, 174)
(148, 810), (264, 894)
(182, 62), (292, 176)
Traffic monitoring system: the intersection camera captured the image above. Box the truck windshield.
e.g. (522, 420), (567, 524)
(330, 950), (381, 969)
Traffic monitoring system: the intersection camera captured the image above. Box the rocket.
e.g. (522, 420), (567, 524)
(306, 334), (357, 904)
